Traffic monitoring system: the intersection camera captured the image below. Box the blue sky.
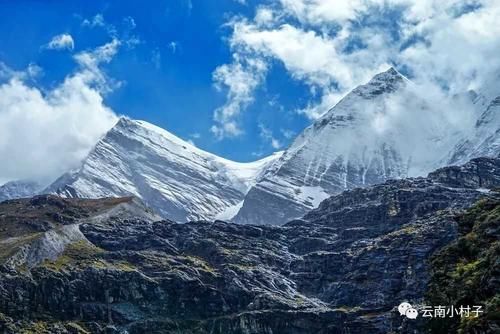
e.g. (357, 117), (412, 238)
(1, 0), (499, 184)
(0, 0), (311, 161)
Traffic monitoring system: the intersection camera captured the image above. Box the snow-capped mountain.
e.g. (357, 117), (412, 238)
(233, 68), (464, 225)
(6, 67), (498, 226)
(448, 91), (500, 164)
(45, 118), (281, 222)
(0, 180), (44, 202)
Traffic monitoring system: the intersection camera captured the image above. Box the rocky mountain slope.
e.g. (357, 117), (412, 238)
(233, 67), (466, 225)
(0, 180), (43, 202)
(1, 157), (499, 333)
(449, 92), (500, 165)
(43, 118), (281, 222)
(426, 198), (500, 333)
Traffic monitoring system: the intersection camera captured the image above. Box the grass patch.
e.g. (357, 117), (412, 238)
(41, 240), (136, 273)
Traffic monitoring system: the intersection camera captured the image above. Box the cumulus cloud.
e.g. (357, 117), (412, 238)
(0, 40), (121, 185)
(211, 54), (267, 138)
(45, 33), (75, 51)
(212, 0), (500, 130)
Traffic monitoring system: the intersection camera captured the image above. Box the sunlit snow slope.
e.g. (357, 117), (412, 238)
(233, 68), (464, 225)
(45, 118), (281, 222)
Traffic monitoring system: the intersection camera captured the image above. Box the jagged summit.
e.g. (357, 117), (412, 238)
(45, 117), (281, 222)
(316, 67), (409, 125)
(375, 66), (405, 80)
(352, 66), (407, 98)
(233, 68), (415, 225)
(113, 117), (199, 156)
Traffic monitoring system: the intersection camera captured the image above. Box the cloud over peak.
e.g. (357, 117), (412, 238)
(211, 0), (500, 132)
(0, 40), (120, 185)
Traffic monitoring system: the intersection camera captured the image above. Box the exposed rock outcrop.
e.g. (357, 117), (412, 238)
(0, 158), (499, 333)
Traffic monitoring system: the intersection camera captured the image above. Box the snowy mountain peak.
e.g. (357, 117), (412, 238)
(0, 180), (44, 202)
(448, 93), (500, 165)
(113, 117), (199, 154)
(232, 68), (416, 225)
(352, 67), (407, 98)
(45, 118), (282, 222)
(317, 67), (408, 125)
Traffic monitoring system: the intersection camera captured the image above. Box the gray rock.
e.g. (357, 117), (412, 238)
(0, 158), (499, 333)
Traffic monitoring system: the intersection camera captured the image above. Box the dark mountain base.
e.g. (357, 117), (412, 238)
(0, 158), (499, 334)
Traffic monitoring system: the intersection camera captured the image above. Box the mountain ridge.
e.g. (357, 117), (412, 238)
(232, 67), (424, 225)
(0, 157), (498, 333)
(43, 117), (282, 222)
(2, 67), (500, 226)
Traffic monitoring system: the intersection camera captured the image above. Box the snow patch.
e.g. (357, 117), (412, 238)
(215, 201), (244, 221)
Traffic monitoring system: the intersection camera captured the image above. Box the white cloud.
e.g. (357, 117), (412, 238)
(212, 0), (500, 129)
(280, 128), (295, 139)
(82, 13), (119, 37)
(82, 13), (106, 28)
(255, 7), (275, 25)
(0, 40), (121, 185)
(278, 0), (367, 24)
(399, 2), (500, 94)
(211, 55), (267, 138)
(218, 19), (391, 121)
(123, 16), (137, 30)
(277, 0), (469, 25)
(298, 90), (345, 119)
(46, 34), (75, 51)
(73, 38), (121, 92)
(168, 41), (178, 53)
(82, 14), (140, 50)
(259, 124), (282, 149)
(26, 63), (43, 78)
(1, 62), (42, 81)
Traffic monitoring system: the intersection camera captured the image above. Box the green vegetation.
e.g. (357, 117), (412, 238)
(0, 232), (42, 263)
(41, 240), (136, 272)
(182, 255), (218, 274)
(426, 198), (500, 333)
(17, 320), (91, 334)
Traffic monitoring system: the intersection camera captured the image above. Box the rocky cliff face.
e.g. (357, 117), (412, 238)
(1, 158), (499, 333)
(426, 198), (500, 333)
